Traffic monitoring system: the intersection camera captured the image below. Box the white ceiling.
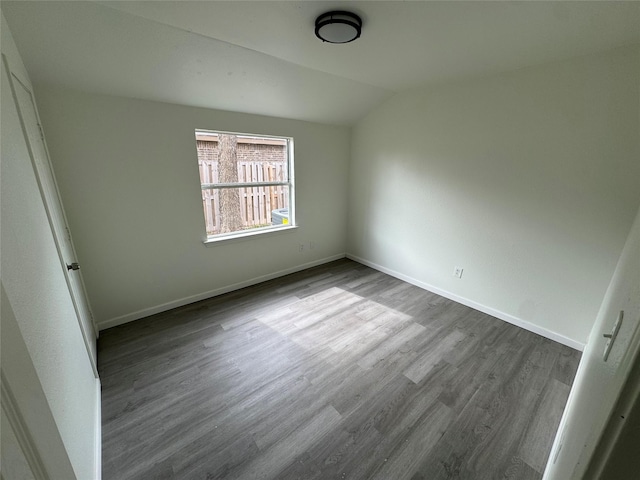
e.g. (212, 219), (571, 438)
(3, 1), (640, 126)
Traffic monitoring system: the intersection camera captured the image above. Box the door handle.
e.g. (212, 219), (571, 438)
(603, 310), (623, 362)
(66, 262), (80, 271)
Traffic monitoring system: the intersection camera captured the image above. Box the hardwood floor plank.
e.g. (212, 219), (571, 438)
(357, 321), (427, 370)
(370, 401), (453, 480)
(99, 259), (580, 480)
(552, 347), (582, 387)
(518, 378), (572, 473)
(229, 404), (342, 480)
(176, 432), (260, 479)
(402, 329), (466, 384)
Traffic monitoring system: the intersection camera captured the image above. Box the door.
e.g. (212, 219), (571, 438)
(543, 207), (640, 479)
(4, 56), (98, 375)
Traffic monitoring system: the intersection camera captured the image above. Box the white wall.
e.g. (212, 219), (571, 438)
(34, 87), (350, 328)
(1, 12), (99, 479)
(348, 46), (640, 347)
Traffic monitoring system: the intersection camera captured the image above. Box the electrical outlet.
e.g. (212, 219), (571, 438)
(299, 244), (305, 252)
(453, 266), (464, 279)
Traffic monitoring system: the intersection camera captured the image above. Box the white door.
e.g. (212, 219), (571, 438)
(543, 207), (640, 479)
(4, 58), (98, 375)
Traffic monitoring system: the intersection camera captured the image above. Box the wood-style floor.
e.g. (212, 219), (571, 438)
(98, 259), (581, 480)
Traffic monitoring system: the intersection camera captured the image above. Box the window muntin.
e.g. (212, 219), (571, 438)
(195, 130), (294, 239)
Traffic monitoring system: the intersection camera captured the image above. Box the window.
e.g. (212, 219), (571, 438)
(195, 129), (295, 240)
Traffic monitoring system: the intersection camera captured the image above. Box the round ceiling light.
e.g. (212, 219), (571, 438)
(315, 11), (362, 44)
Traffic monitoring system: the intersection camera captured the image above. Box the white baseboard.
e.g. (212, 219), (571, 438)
(346, 253), (585, 351)
(98, 254), (346, 330)
(99, 251), (584, 351)
(94, 378), (102, 480)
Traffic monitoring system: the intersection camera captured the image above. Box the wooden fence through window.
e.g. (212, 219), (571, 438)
(199, 160), (289, 235)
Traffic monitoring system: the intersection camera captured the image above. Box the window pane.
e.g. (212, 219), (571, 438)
(237, 158), (288, 184)
(202, 186), (290, 236)
(196, 135), (288, 185)
(237, 139), (289, 183)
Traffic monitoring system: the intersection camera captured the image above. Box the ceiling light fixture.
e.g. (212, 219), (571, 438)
(315, 11), (362, 44)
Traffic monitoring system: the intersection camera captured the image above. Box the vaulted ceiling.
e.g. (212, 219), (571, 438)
(3, 1), (640, 125)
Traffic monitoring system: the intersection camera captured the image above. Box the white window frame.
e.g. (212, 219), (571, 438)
(195, 129), (296, 245)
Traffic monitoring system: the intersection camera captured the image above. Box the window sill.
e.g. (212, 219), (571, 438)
(203, 225), (298, 247)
